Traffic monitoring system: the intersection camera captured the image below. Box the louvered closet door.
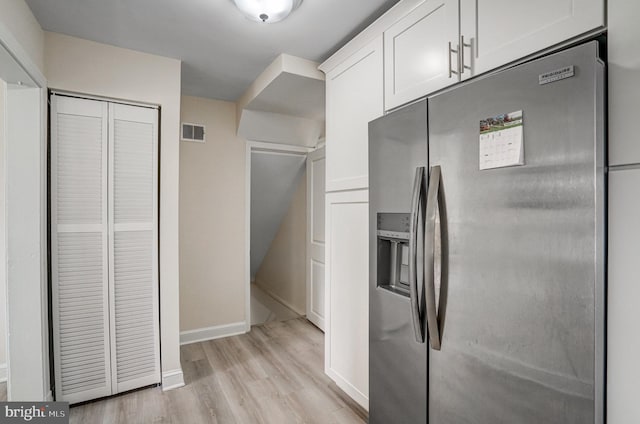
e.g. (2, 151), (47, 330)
(51, 96), (112, 404)
(108, 103), (161, 393)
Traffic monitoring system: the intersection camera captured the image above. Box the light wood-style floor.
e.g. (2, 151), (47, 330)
(250, 283), (300, 326)
(70, 318), (368, 423)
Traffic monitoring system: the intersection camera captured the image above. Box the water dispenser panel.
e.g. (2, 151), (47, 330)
(377, 213), (410, 296)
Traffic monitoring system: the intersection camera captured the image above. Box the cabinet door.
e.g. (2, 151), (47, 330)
(460, 0), (604, 79)
(326, 37), (383, 192)
(51, 95), (112, 404)
(384, 0), (460, 110)
(325, 189), (369, 410)
(608, 169), (640, 423)
(608, 0), (640, 166)
(108, 103), (161, 394)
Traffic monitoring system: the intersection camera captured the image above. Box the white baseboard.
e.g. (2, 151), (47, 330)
(179, 322), (246, 346)
(327, 367), (369, 412)
(0, 363), (6, 383)
(162, 369), (185, 391)
(254, 281), (305, 316)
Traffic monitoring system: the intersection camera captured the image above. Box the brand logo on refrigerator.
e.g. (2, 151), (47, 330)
(539, 65), (575, 85)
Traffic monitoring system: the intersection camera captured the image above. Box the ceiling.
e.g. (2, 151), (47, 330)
(25, 0), (400, 101)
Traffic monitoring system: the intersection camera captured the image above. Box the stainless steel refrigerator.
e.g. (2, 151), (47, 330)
(368, 41), (605, 424)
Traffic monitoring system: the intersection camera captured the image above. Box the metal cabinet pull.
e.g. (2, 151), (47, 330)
(409, 167), (425, 344)
(460, 35), (472, 74)
(448, 42), (459, 79)
(425, 166), (443, 350)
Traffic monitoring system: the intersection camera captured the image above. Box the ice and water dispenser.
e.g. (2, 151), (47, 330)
(377, 213), (411, 295)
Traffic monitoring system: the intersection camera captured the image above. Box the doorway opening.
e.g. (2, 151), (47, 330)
(245, 141), (326, 330)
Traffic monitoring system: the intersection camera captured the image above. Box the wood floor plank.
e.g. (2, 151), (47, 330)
(137, 385), (171, 424)
(286, 386), (346, 424)
(253, 394), (300, 424)
(182, 342), (207, 363)
(165, 381), (219, 423)
(217, 369), (265, 424)
(69, 317), (367, 423)
(332, 406), (368, 424)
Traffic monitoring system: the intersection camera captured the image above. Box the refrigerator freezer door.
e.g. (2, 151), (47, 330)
(369, 99), (428, 424)
(427, 42), (605, 424)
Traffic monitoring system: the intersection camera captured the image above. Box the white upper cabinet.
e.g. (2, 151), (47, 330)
(326, 36), (383, 192)
(383, 0), (604, 109)
(608, 0), (640, 166)
(460, 0), (604, 79)
(384, 0), (460, 111)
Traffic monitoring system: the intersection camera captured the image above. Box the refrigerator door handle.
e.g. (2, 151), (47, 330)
(425, 166), (442, 350)
(409, 166), (425, 344)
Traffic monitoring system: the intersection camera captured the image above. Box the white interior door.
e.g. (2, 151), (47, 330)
(52, 96), (160, 403)
(51, 95), (112, 404)
(306, 147), (326, 330)
(108, 103), (161, 393)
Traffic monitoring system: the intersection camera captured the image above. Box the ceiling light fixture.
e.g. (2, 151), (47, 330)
(232, 0), (303, 23)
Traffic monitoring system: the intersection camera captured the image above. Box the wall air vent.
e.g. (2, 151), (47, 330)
(181, 123), (206, 143)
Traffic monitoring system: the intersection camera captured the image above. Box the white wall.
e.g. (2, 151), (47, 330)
(0, 79), (6, 381)
(254, 172), (307, 314)
(0, 0), (44, 71)
(0, 0), (49, 400)
(179, 95), (247, 333)
(43, 32), (184, 389)
(6, 85), (49, 400)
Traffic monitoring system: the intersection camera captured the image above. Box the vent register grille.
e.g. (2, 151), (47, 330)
(51, 96), (160, 404)
(181, 122), (205, 142)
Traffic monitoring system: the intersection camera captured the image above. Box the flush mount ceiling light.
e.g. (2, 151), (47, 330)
(232, 0), (303, 23)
